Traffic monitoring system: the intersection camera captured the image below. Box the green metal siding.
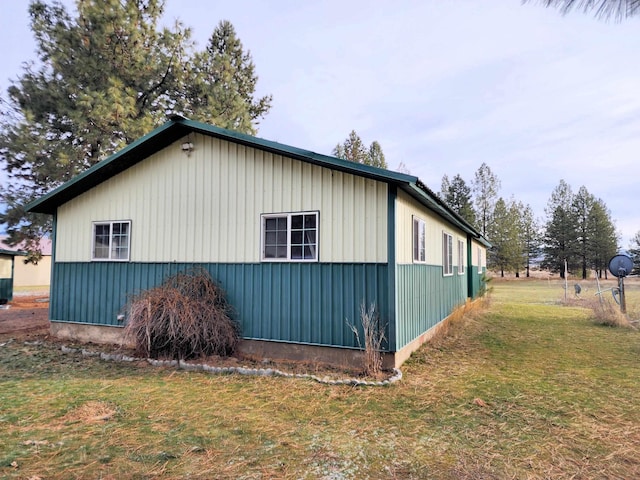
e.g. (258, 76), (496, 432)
(395, 264), (467, 350)
(51, 262), (390, 350)
(0, 278), (12, 301)
(0, 254), (15, 301)
(469, 266), (483, 298)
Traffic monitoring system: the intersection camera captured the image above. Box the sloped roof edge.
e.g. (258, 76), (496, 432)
(0, 249), (27, 257)
(25, 116), (489, 245)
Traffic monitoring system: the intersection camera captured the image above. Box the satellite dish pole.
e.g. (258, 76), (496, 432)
(608, 255), (634, 314)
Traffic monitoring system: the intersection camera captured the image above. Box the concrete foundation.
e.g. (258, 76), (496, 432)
(50, 299), (474, 369)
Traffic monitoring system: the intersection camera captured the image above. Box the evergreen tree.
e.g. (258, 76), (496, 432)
(573, 186), (596, 279)
(0, 0), (271, 251)
(629, 231), (640, 276)
(178, 20), (271, 134)
(471, 162), (501, 238)
(367, 141), (387, 169)
(488, 197), (522, 276)
(588, 198), (619, 278)
(542, 180), (578, 277)
(332, 130), (387, 169)
(519, 203), (542, 278)
(440, 173), (476, 227)
(525, 0), (639, 19)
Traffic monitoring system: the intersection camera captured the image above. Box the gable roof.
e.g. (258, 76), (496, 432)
(26, 116), (489, 246)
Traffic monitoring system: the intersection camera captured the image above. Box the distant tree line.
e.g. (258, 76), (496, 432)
(438, 165), (620, 279)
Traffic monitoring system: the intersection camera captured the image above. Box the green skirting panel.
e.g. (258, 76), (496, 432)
(51, 262), (390, 350)
(469, 266), (483, 298)
(0, 278), (12, 301)
(395, 264), (468, 350)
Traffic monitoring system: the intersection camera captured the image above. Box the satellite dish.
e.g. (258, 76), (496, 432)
(608, 254), (634, 278)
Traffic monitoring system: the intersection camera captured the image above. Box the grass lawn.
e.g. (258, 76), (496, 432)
(1, 278), (639, 479)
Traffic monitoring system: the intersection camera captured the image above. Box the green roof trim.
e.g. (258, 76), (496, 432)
(25, 116), (489, 245)
(0, 249), (27, 257)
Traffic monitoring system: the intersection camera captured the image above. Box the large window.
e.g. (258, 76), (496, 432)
(261, 211), (318, 261)
(458, 239), (465, 274)
(442, 231), (453, 276)
(92, 221), (131, 261)
(413, 216), (426, 263)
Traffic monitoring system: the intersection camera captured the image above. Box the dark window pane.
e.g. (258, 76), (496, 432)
(291, 231), (303, 244)
(265, 232), (277, 245)
(304, 246), (313, 259)
(276, 217), (287, 230)
(277, 231), (287, 244)
(291, 215), (303, 229)
(304, 215), (316, 228)
(305, 230), (316, 244)
(265, 218), (278, 230)
(276, 246), (287, 258)
(291, 246), (303, 259)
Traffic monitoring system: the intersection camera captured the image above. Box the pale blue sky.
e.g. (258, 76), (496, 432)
(1, 1), (639, 247)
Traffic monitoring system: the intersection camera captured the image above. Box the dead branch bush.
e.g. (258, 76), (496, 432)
(348, 302), (386, 377)
(123, 269), (239, 359)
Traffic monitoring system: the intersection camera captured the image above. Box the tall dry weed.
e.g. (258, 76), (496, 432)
(348, 302), (386, 377)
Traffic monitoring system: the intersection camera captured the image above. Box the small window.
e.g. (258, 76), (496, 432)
(478, 246), (483, 274)
(412, 216), (426, 263)
(92, 221), (131, 261)
(458, 239), (465, 275)
(262, 212), (318, 262)
(443, 231), (453, 276)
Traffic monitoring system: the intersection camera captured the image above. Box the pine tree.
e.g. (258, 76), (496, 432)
(488, 197), (524, 276)
(440, 173), (476, 227)
(573, 186), (596, 279)
(629, 231), (640, 276)
(472, 163), (501, 238)
(588, 198), (619, 278)
(519, 203), (542, 277)
(542, 180), (578, 277)
(525, 0), (639, 20)
(178, 20), (271, 134)
(332, 130), (387, 169)
(0, 1), (271, 251)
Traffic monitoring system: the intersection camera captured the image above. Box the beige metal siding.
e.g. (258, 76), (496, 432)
(0, 256), (11, 277)
(55, 134), (388, 263)
(14, 256), (51, 287)
(395, 190), (467, 266)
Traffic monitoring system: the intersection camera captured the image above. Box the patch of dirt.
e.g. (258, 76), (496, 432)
(0, 295), (50, 338)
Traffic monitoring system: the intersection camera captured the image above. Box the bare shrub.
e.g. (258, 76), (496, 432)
(123, 268), (239, 359)
(587, 297), (633, 328)
(348, 302), (386, 377)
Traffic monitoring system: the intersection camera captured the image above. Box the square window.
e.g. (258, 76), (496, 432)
(261, 212), (319, 262)
(92, 221), (131, 261)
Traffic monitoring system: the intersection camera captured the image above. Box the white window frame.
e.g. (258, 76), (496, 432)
(412, 216), (426, 263)
(457, 239), (465, 275)
(478, 246), (484, 274)
(92, 220), (131, 262)
(443, 231), (453, 276)
(261, 211), (319, 262)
